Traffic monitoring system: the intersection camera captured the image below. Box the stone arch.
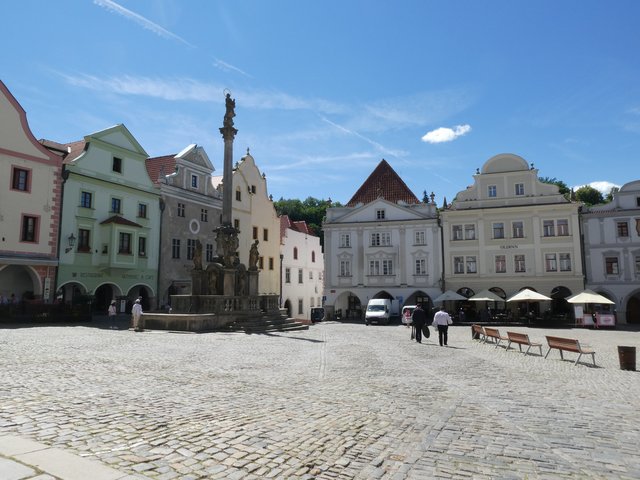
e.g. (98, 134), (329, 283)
(626, 289), (640, 324)
(93, 283), (123, 313)
(283, 299), (292, 318)
(127, 284), (155, 312)
(0, 264), (41, 300)
(334, 290), (363, 321)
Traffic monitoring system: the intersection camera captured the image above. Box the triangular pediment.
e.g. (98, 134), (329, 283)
(347, 159), (420, 207)
(333, 198), (428, 223)
(90, 124), (148, 158)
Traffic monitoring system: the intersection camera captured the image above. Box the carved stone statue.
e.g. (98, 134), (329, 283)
(223, 93), (235, 128)
(249, 239), (259, 270)
(193, 239), (203, 270)
(236, 264), (247, 296)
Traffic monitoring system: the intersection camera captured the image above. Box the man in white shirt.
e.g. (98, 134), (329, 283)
(432, 306), (452, 346)
(131, 299), (143, 332)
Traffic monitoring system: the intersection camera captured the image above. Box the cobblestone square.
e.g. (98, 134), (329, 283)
(1, 322), (639, 479)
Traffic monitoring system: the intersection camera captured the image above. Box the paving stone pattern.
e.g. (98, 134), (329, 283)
(0, 322), (639, 479)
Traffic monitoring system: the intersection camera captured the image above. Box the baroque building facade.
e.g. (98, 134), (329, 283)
(441, 154), (584, 319)
(582, 180), (640, 324)
(323, 160), (442, 320)
(146, 144), (222, 308)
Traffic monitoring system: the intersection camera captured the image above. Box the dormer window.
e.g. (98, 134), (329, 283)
(112, 157), (122, 173)
(191, 174), (199, 189)
(488, 185), (497, 198)
(375, 208), (385, 220)
(515, 183), (524, 196)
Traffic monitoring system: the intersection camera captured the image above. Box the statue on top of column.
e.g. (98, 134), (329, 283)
(223, 93), (235, 128)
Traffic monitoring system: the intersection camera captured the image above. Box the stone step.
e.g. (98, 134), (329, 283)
(227, 316), (309, 333)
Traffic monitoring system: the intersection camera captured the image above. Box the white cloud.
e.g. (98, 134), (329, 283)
(94, 0), (195, 48)
(421, 124), (471, 144)
(574, 181), (620, 194)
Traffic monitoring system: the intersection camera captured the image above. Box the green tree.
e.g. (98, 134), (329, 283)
(273, 197), (340, 238)
(575, 185), (605, 206)
(539, 177), (571, 199)
(606, 186), (620, 202)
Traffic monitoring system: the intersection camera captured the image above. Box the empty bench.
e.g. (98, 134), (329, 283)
(471, 324), (486, 341)
(506, 331), (542, 356)
(484, 327), (509, 348)
(545, 335), (596, 366)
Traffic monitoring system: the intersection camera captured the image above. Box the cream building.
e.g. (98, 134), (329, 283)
(212, 150), (280, 295)
(280, 216), (324, 320)
(582, 180), (640, 324)
(441, 153), (584, 320)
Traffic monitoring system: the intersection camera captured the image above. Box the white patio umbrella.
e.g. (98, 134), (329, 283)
(566, 289), (615, 305)
(468, 290), (504, 302)
(434, 290), (467, 303)
(506, 288), (552, 302)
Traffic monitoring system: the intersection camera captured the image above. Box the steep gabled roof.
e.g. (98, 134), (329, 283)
(146, 154), (177, 185)
(347, 159), (420, 207)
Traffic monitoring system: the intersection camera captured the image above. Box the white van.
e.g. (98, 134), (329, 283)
(365, 299), (392, 325)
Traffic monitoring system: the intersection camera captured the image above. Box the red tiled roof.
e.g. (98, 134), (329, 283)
(280, 215), (291, 243)
(292, 221), (310, 235)
(145, 154), (177, 185)
(280, 215), (314, 241)
(39, 139), (69, 157)
(62, 140), (87, 164)
(100, 215), (143, 228)
(347, 159), (420, 207)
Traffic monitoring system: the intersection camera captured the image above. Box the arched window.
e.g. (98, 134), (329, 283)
(311, 251), (316, 262)
(293, 247), (298, 260)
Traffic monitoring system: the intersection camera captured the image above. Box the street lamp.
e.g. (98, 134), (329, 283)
(65, 233), (76, 253)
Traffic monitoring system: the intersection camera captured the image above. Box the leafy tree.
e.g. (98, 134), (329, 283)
(606, 187), (620, 202)
(575, 185), (605, 206)
(273, 197), (340, 239)
(539, 177), (571, 199)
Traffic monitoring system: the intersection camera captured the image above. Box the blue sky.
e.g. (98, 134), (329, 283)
(3, 1), (639, 205)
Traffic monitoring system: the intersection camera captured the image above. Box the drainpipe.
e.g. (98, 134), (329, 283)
(279, 253), (284, 308)
(438, 210), (445, 292)
(156, 198), (165, 310)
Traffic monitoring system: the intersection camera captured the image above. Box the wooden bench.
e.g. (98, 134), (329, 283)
(483, 327), (509, 348)
(545, 335), (596, 366)
(471, 324), (486, 341)
(506, 331), (542, 356)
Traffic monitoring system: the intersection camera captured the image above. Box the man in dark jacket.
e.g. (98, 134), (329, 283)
(411, 304), (427, 343)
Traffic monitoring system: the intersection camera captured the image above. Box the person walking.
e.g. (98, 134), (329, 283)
(108, 300), (117, 329)
(131, 299), (143, 332)
(432, 306), (452, 346)
(411, 304), (427, 343)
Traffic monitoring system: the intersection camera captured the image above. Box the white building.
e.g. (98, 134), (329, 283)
(280, 216), (324, 321)
(323, 160), (441, 321)
(441, 153), (584, 320)
(582, 180), (640, 324)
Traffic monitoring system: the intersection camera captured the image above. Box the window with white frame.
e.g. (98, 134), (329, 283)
(375, 208), (385, 220)
(488, 185), (497, 198)
(492, 222), (505, 239)
(298, 299), (303, 315)
(543, 220), (555, 237)
(339, 233), (351, 248)
(466, 256), (477, 273)
(415, 258), (426, 275)
(309, 271), (313, 280)
(515, 254), (526, 273)
(512, 221), (524, 238)
(545, 253), (557, 272)
(454, 256), (464, 274)
(557, 219), (569, 236)
(206, 243), (214, 262)
(201, 209), (208, 222)
(617, 221), (629, 238)
(465, 224), (476, 240)
(605, 257), (619, 275)
(171, 239), (180, 259)
(515, 183), (525, 196)
(635, 255), (640, 274)
(187, 239), (196, 260)
(559, 253), (571, 271)
(118, 232), (132, 254)
(339, 260), (351, 277)
(191, 174), (198, 189)
(452, 225), (463, 241)
(298, 268), (303, 283)
(495, 255), (506, 273)
(285, 268), (291, 283)
(368, 259), (394, 276)
(370, 232), (391, 246)
(414, 230), (426, 245)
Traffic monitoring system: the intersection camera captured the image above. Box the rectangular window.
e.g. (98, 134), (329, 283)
(298, 299), (304, 315)
(454, 256), (464, 274)
(118, 232), (131, 254)
(191, 174), (198, 188)
(269, 257), (274, 270)
(495, 255), (506, 273)
(138, 203), (147, 218)
(493, 222), (505, 239)
(339, 260), (351, 276)
(606, 257), (619, 275)
(259, 256), (264, 270)
(382, 259), (393, 275)
(559, 253), (571, 271)
(78, 229), (90, 252)
(236, 189), (242, 201)
(187, 239), (196, 260)
(466, 256), (477, 273)
(298, 268), (303, 283)
(263, 228), (269, 242)
(80, 191), (92, 208)
(515, 254), (526, 273)
(138, 237), (146, 257)
(464, 224), (476, 240)
(111, 198), (121, 214)
(200, 209), (208, 222)
(177, 203), (185, 217)
(545, 253), (557, 272)
(112, 157), (122, 173)
(206, 243), (214, 262)
(285, 267), (291, 283)
(309, 270), (313, 280)
(512, 221), (524, 238)
(172, 239), (180, 259)
(234, 219), (240, 230)
(515, 183), (524, 196)
(414, 231), (426, 245)
(12, 167), (30, 191)
(557, 219), (569, 236)
(369, 260), (380, 276)
(311, 298), (315, 308)
(340, 234), (351, 248)
(252, 226), (258, 240)
(415, 258), (426, 275)
(375, 208), (385, 220)
(21, 215), (38, 242)
(617, 222), (629, 237)
(370, 232), (391, 246)
(452, 225), (463, 241)
(543, 220), (555, 237)
(488, 185), (497, 198)
(635, 256), (640, 274)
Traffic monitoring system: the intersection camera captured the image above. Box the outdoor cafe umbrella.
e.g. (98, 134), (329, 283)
(506, 288), (552, 316)
(434, 290), (467, 303)
(468, 289), (504, 303)
(566, 289), (615, 305)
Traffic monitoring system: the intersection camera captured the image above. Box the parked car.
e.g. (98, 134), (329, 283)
(310, 307), (325, 323)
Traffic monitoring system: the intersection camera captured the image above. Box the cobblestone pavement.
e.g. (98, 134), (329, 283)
(1, 321), (639, 479)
